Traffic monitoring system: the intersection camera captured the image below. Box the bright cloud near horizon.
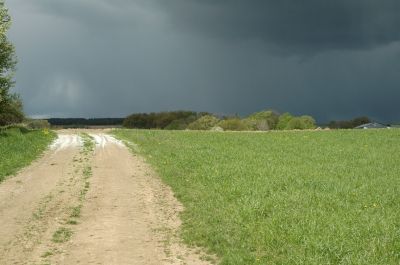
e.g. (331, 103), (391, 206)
(6, 0), (400, 122)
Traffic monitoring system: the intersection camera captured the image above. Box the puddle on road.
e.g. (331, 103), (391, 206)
(89, 134), (125, 148)
(50, 135), (83, 151)
(50, 134), (125, 151)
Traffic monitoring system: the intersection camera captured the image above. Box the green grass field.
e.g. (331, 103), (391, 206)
(0, 127), (56, 182)
(114, 129), (400, 265)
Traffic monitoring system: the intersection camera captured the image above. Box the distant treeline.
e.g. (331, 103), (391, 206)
(42, 113), (378, 131)
(123, 111), (210, 130)
(328, 117), (371, 129)
(123, 110), (317, 131)
(48, 118), (124, 127)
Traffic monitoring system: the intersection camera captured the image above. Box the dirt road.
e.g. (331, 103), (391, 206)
(0, 131), (211, 265)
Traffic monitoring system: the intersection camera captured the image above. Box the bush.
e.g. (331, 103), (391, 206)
(0, 112), (23, 126)
(243, 119), (264, 131)
(25, 119), (50, 129)
(218, 118), (250, 131)
(286, 116), (316, 130)
(276, 113), (293, 130)
(0, 95), (24, 126)
(299, 115), (316, 129)
(246, 110), (279, 130)
(187, 115), (220, 130)
(164, 119), (190, 130)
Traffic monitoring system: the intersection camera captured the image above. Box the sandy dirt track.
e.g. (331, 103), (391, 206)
(0, 131), (212, 265)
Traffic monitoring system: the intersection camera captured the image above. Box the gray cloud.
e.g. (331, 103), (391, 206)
(5, 0), (400, 123)
(157, 0), (400, 54)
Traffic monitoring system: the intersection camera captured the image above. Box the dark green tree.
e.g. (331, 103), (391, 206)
(187, 115), (220, 130)
(276, 112), (293, 130)
(218, 118), (250, 131)
(245, 110), (280, 131)
(0, 1), (23, 126)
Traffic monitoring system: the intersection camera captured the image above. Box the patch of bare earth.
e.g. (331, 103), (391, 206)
(0, 131), (213, 265)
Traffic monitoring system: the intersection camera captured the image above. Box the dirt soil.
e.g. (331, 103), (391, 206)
(0, 130), (213, 265)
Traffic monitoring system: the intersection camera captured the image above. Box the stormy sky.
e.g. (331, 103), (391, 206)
(6, 0), (400, 122)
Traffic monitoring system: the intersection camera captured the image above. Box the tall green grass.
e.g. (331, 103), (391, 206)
(0, 127), (56, 182)
(114, 129), (400, 265)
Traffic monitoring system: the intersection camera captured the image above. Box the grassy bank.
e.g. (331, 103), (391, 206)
(114, 129), (400, 265)
(0, 127), (56, 182)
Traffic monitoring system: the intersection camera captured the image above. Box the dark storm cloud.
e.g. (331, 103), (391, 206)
(158, 0), (400, 54)
(5, 0), (400, 122)
(14, 0), (164, 30)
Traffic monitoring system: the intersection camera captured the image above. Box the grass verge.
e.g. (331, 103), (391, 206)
(114, 129), (400, 265)
(0, 127), (56, 182)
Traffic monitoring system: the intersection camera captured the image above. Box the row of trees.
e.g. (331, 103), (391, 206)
(123, 110), (317, 131)
(187, 111), (316, 131)
(0, 1), (23, 126)
(328, 117), (371, 129)
(48, 118), (124, 127)
(123, 111), (209, 129)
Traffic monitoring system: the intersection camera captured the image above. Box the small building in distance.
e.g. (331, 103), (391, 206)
(354, 122), (390, 129)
